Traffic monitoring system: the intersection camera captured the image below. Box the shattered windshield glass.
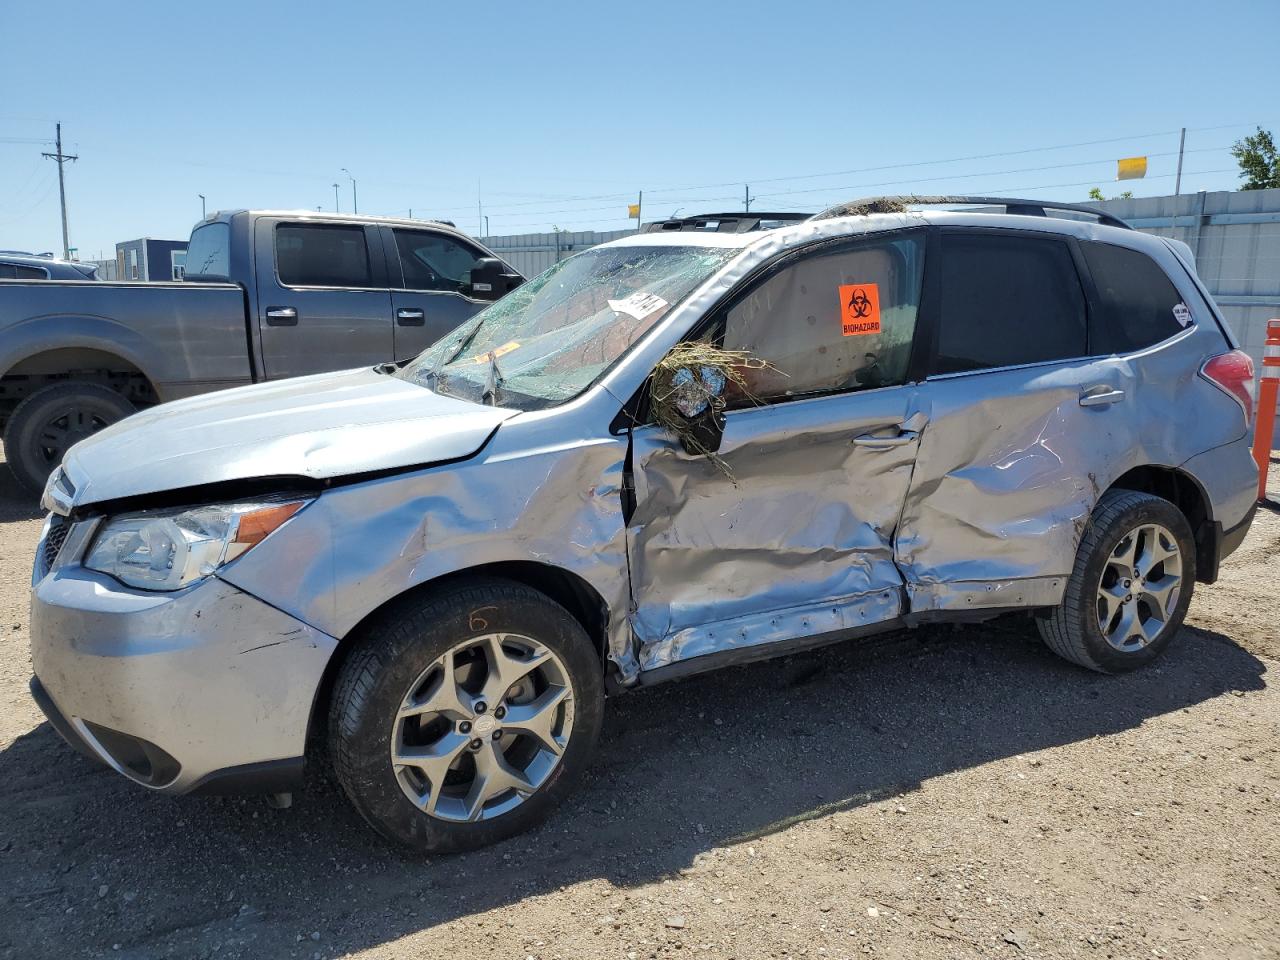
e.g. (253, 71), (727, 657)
(396, 244), (739, 409)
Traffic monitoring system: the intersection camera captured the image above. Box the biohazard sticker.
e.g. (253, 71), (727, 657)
(839, 283), (881, 336)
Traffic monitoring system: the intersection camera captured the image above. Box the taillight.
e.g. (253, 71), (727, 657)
(1200, 350), (1255, 426)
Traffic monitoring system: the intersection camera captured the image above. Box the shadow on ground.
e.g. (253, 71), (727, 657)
(0, 605), (1266, 959)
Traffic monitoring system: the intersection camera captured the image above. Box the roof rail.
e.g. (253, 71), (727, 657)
(810, 195), (1132, 230)
(643, 212), (810, 234)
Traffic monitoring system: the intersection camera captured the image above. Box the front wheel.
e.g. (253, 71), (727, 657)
(1038, 489), (1196, 673)
(329, 578), (605, 853)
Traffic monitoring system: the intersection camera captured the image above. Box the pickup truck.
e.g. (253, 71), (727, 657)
(0, 210), (523, 492)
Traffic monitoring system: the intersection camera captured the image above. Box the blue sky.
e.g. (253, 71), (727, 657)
(2, 0), (1277, 260)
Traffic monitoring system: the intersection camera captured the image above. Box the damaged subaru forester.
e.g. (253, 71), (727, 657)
(29, 198), (1258, 852)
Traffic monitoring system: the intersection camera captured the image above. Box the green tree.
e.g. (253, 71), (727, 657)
(1230, 127), (1280, 190)
(1088, 188), (1134, 201)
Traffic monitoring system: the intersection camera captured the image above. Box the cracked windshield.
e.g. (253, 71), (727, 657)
(397, 244), (739, 408)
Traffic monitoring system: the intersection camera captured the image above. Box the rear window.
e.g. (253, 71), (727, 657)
(1082, 241), (1187, 354)
(0, 263), (48, 279)
(275, 223), (371, 288)
(931, 234), (1087, 375)
(183, 223), (231, 280)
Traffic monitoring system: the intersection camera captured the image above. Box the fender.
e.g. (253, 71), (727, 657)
(1, 314), (164, 396)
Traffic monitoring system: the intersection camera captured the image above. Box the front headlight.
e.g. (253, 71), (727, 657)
(84, 499), (310, 591)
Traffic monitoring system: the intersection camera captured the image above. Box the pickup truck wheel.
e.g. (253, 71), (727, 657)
(1038, 489), (1195, 673)
(329, 578), (605, 853)
(3, 382), (135, 494)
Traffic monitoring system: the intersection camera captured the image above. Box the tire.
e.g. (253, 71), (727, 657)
(1038, 489), (1196, 673)
(329, 577), (605, 853)
(3, 382), (135, 494)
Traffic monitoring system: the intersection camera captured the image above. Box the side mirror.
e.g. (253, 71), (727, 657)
(660, 364), (727, 455)
(468, 257), (523, 302)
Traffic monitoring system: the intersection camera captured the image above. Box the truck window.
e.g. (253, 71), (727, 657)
(184, 223), (232, 280)
(393, 229), (484, 294)
(276, 224), (371, 288)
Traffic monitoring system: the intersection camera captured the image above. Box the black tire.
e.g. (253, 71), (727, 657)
(1038, 489), (1196, 673)
(3, 382), (135, 494)
(329, 577), (605, 853)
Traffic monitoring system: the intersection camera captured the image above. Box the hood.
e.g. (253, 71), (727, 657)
(60, 367), (518, 507)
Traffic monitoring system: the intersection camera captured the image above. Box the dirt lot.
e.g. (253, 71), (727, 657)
(1, 458), (1277, 960)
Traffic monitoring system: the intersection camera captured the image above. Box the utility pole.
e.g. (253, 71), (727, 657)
(42, 122), (78, 260)
(477, 178), (483, 238)
(1174, 127), (1186, 196)
(743, 184), (752, 212)
(332, 183), (341, 213)
(484, 215), (490, 236)
(199, 194), (207, 218)
(341, 168), (358, 213)
(635, 190), (643, 233)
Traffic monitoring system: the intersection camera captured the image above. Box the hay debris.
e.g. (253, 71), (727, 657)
(650, 342), (781, 482)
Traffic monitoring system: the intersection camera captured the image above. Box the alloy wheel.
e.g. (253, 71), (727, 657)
(1095, 523), (1183, 652)
(390, 633), (574, 822)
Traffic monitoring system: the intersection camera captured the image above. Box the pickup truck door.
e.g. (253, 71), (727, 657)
(379, 226), (495, 360)
(253, 218), (393, 379)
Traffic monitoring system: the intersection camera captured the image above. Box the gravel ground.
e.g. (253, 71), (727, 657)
(1, 456), (1277, 960)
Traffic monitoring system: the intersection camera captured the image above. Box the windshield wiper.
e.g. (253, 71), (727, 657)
(482, 351), (505, 406)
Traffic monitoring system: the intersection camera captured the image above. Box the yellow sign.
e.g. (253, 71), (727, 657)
(1117, 156), (1147, 181)
(628, 203), (641, 218)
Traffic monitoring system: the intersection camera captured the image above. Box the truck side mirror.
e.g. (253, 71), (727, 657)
(468, 258), (523, 302)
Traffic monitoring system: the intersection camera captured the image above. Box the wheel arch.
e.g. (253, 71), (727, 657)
(305, 561), (612, 755)
(2, 345), (161, 415)
(1106, 464), (1215, 582)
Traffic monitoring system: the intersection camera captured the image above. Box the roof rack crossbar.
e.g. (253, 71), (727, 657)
(809, 195), (1132, 230)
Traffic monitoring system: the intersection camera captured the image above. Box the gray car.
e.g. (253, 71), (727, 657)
(0, 251), (98, 280)
(28, 198), (1258, 853)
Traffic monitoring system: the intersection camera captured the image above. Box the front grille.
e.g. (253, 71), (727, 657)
(41, 515), (70, 573)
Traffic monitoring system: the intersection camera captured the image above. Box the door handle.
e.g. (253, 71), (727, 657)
(396, 307), (426, 326)
(853, 430), (919, 449)
(1079, 386), (1125, 407)
(265, 306), (298, 326)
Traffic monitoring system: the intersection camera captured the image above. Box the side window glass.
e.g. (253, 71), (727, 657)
(13, 265), (47, 279)
(393, 230), (484, 293)
(0, 264), (15, 279)
(276, 223), (371, 288)
(721, 234), (925, 405)
(930, 234), (1087, 375)
(1082, 241), (1187, 353)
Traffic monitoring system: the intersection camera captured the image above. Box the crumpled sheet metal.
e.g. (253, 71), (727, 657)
(626, 388), (917, 671)
(219, 414), (640, 681)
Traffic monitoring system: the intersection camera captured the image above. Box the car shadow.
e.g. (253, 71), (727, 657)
(0, 457), (42, 522)
(0, 618), (1266, 959)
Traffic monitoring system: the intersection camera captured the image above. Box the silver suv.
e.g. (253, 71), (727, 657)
(28, 198), (1258, 853)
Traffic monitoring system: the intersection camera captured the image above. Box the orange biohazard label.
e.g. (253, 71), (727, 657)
(839, 283), (881, 336)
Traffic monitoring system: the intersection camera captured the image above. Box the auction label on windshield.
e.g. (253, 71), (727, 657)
(471, 341), (521, 363)
(608, 291), (668, 322)
(839, 283), (881, 336)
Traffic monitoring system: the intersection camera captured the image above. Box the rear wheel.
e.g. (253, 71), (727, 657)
(329, 578), (604, 853)
(3, 382), (135, 493)
(1038, 489), (1195, 673)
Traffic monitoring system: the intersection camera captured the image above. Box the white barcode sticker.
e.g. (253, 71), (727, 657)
(608, 291), (668, 322)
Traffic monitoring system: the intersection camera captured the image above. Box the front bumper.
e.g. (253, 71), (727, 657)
(30, 563), (338, 794)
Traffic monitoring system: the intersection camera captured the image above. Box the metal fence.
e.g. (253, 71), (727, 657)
(480, 229), (635, 277)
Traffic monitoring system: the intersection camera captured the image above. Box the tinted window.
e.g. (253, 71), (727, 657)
(394, 230), (484, 293)
(184, 223), (231, 280)
(276, 224), (371, 287)
(0, 262), (48, 279)
(931, 234), (1086, 375)
(721, 234), (925, 405)
(1082, 241), (1187, 353)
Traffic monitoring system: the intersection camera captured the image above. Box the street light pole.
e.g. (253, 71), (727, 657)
(198, 194), (206, 219)
(341, 168), (358, 214)
(332, 183), (341, 213)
